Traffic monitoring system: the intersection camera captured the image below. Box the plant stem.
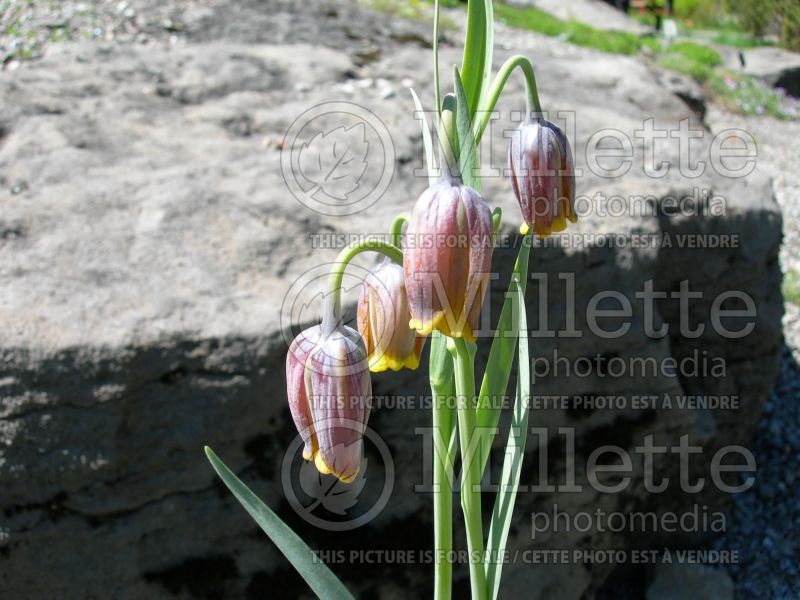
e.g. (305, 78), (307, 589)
(431, 337), (456, 600)
(325, 240), (403, 329)
(450, 337), (488, 600)
(474, 55), (542, 144)
(389, 213), (410, 248)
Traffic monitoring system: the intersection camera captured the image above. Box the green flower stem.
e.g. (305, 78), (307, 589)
(450, 337), (488, 600)
(389, 213), (411, 248)
(433, 402), (454, 600)
(430, 341), (456, 600)
(474, 55), (542, 144)
(326, 240), (403, 327)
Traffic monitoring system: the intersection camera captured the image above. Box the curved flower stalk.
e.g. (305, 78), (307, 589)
(357, 258), (426, 372)
(286, 323), (371, 483)
(508, 117), (576, 236)
(404, 177), (494, 342)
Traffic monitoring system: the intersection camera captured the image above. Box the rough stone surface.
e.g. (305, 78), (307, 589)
(0, 0), (784, 598)
(647, 562), (734, 600)
(654, 68), (707, 121)
(742, 46), (800, 97)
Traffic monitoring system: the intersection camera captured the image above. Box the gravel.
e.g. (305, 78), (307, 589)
(710, 344), (800, 599)
(0, 0), (204, 67)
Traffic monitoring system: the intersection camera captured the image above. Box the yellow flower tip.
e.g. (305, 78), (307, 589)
(550, 214), (569, 233)
(410, 312), (444, 337)
(403, 353), (421, 371)
(313, 452), (358, 483)
(520, 222), (530, 235)
(368, 353), (406, 373)
(313, 451), (331, 475)
(302, 447), (313, 461)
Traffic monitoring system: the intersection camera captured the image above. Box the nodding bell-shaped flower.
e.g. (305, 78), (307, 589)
(357, 259), (426, 372)
(508, 117), (576, 237)
(285, 323), (371, 483)
(403, 177), (493, 343)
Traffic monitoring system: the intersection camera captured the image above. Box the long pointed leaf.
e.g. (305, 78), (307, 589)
(205, 447), (355, 600)
(433, 0), (442, 118)
(477, 1), (494, 117)
(410, 87), (438, 186)
(485, 258), (530, 599)
(460, 0), (488, 117)
(476, 235), (531, 473)
(453, 66), (480, 191)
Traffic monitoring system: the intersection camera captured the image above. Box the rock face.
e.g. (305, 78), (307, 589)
(647, 562), (734, 600)
(0, 1), (783, 599)
(743, 46), (800, 97)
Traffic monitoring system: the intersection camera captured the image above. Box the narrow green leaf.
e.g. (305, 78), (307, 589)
(205, 447), (355, 600)
(460, 0), (488, 117)
(485, 256), (530, 600)
(433, 0), (442, 119)
(476, 234), (531, 473)
(453, 66), (480, 191)
(477, 1), (494, 116)
(410, 87), (438, 186)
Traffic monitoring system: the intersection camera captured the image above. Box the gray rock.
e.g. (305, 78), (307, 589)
(0, 0), (783, 598)
(743, 47), (800, 97)
(647, 562), (734, 600)
(654, 68), (707, 121)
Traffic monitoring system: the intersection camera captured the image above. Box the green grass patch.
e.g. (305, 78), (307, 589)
(784, 269), (800, 306)
(493, 4), (566, 37)
(655, 41), (720, 82)
(668, 41), (721, 66)
(658, 53), (713, 82)
(711, 30), (773, 49)
(493, 3), (643, 55)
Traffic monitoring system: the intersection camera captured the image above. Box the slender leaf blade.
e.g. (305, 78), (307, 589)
(485, 257), (530, 599)
(453, 67), (480, 191)
(460, 0), (488, 116)
(476, 235), (531, 473)
(433, 0), (442, 118)
(205, 447), (355, 600)
(477, 0), (494, 116)
(410, 87), (438, 186)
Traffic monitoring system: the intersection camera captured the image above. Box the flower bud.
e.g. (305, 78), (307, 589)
(285, 324), (371, 483)
(357, 259), (426, 372)
(508, 117), (576, 236)
(403, 178), (493, 342)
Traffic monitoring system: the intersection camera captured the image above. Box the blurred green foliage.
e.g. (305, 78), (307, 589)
(670, 0), (800, 51)
(784, 269), (800, 306)
(708, 70), (799, 119)
(668, 41), (722, 66)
